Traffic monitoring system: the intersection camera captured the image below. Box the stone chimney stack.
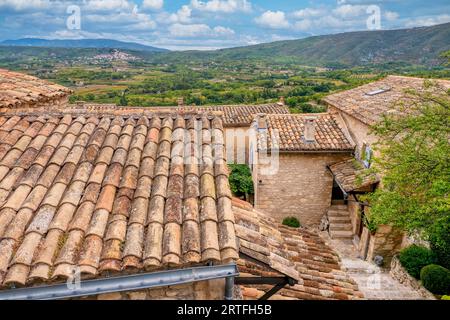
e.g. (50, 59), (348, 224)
(278, 96), (285, 106)
(256, 113), (267, 130)
(304, 116), (316, 142)
(177, 97), (184, 106)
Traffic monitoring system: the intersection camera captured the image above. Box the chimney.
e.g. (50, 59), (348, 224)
(75, 101), (86, 109)
(304, 116), (316, 142)
(256, 113), (267, 130)
(277, 96), (285, 106)
(177, 97), (184, 107)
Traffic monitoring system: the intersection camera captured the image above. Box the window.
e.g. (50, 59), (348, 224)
(361, 143), (372, 168)
(366, 87), (391, 96)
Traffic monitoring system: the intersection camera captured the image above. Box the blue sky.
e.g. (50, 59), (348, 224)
(0, 0), (449, 50)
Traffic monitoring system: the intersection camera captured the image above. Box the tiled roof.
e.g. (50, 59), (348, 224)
(0, 69), (71, 109)
(232, 199), (363, 300)
(0, 112), (238, 288)
(68, 103), (290, 127)
(329, 159), (380, 193)
(256, 113), (355, 152)
(197, 104), (290, 127)
(323, 75), (450, 125)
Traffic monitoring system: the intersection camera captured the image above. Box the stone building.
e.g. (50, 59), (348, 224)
(0, 69), (362, 300)
(0, 69), (71, 112)
(251, 113), (355, 226)
(323, 75), (450, 264)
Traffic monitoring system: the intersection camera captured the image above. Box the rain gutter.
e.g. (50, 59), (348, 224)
(0, 264), (238, 300)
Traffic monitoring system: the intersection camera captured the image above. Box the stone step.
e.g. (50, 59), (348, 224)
(330, 223), (352, 231)
(329, 230), (353, 239)
(329, 216), (351, 223)
(330, 205), (348, 210)
(328, 210), (350, 218)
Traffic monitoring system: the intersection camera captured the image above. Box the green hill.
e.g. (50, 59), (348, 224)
(213, 23), (450, 66)
(151, 23), (450, 67)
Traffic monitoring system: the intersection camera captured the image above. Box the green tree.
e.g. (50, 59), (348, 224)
(228, 164), (254, 201)
(119, 89), (128, 106)
(440, 50), (450, 66)
(367, 82), (450, 241)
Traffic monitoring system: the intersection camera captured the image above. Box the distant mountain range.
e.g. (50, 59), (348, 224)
(0, 38), (168, 53)
(1, 22), (449, 67)
(209, 22), (450, 66)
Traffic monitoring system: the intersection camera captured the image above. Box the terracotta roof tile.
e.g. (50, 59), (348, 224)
(323, 75), (450, 125)
(233, 198), (363, 300)
(0, 112), (238, 288)
(0, 69), (71, 109)
(329, 158), (380, 193)
(61, 102), (290, 128)
(256, 113), (355, 152)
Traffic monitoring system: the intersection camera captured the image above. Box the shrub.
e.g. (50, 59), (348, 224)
(282, 217), (301, 228)
(429, 216), (450, 270)
(420, 264), (450, 295)
(228, 165), (254, 199)
(441, 295), (450, 300)
(399, 245), (437, 279)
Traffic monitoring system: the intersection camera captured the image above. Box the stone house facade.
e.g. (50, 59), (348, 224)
(251, 113), (355, 226)
(323, 75), (450, 264)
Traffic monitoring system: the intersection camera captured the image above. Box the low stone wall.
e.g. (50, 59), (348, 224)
(367, 225), (404, 266)
(389, 256), (435, 300)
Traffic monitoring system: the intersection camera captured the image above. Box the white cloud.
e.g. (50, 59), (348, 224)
(84, 0), (134, 12)
(156, 5), (192, 25)
(384, 11), (399, 21)
(79, 7), (157, 31)
(255, 11), (290, 29)
(293, 8), (326, 19)
(168, 23), (234, 38)
(293, 20), (313, 31)
(290, 4), (401, 33)
(190, 0), (252, 13)
(404, 14), (450, 27)
(332, 4), (367, 19)
(142, 0), (164, 11)
(213, 26), (235, 35)
(0, 0), (51, 12)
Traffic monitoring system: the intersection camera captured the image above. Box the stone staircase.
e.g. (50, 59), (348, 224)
(327, 204), (353, 240)
(340, 258), (428, 300)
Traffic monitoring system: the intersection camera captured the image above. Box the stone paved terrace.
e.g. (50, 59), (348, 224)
(319, 233), (431, 300)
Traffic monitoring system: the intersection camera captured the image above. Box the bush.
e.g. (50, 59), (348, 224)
(441, 295), (450, 300)
(282, 217), (301, 228)
(420, 264), (450, 295)
(228, 165), (254, 198)
(429, 216), (450, 270)
(399, 245), (437, 279)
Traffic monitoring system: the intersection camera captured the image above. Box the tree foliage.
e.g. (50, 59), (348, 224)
(440, 50), (450, 66)
(228, 165), (254, 199)
(367, 82), (450, 241)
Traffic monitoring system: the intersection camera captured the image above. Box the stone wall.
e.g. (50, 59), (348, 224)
(390, 256), (435, 299)
(347, 195), (362, 235)
(367, 225), (405, 266)
(254, 152), (351, 226)
(224, 127), (251, 164)
(328, 106), (378, 159)
(80, 279), (226, 300)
